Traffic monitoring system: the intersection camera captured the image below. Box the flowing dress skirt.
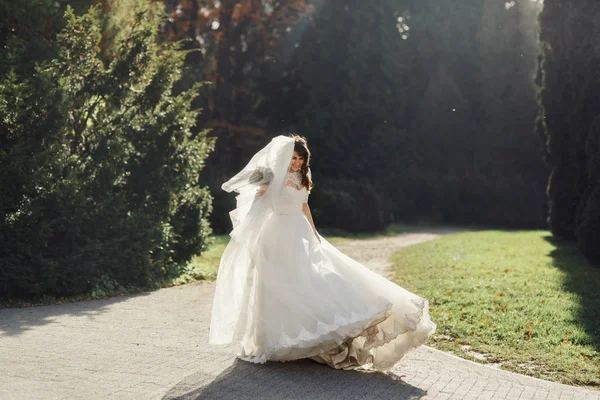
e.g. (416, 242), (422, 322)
(239, 211), (436, 370)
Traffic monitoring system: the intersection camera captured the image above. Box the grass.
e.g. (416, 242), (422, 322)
(390, 230), (600, 387)
(172, 235), (230, 283)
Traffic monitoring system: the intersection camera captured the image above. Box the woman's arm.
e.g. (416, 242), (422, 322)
(302, 203), (320, 243)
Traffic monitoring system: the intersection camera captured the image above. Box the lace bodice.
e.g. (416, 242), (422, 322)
(273, 170), (309, 215)
(286, 170), (304, 190)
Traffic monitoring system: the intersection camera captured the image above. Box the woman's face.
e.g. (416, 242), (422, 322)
(290, 151), (304, 172)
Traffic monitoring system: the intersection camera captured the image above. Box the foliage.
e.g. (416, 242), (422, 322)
(4, 1), (547, 240)
(0, 3), (214, 297)
(392, 231), (600, 386)
(163, 0), (312, 124)
(162, 0), (316, 232)
(0, 0), (92, 71)
(310, 178), (387, 232)
(538, 1), (600, 264)
(194, 0), (547, 233)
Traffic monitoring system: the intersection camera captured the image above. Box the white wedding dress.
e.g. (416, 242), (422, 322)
(209, 136), (435, 371)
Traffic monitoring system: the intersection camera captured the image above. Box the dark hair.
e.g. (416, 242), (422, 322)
(290, 134), (313, 191)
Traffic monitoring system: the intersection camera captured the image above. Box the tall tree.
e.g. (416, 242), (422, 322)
(163, 0), (315, 230)
(473, 0), (546, 226)
(163, 0), (545, 233)
(538, 1), (600, 263)
(268, 0), (545, 229)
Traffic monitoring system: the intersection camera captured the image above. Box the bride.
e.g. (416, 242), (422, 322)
(209, 135), (435, 370)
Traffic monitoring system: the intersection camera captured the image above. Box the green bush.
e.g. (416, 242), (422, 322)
(0, 4), (214, 297)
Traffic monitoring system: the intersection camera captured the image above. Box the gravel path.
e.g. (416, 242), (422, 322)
(332, 231), (450, 277)
(1, 230), (598, 400)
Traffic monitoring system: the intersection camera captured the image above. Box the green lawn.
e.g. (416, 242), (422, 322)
(172, 235), (230, 283)
(391, 230), (600, 386)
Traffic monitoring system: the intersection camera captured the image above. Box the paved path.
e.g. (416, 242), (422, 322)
(1, 231), (598, 400)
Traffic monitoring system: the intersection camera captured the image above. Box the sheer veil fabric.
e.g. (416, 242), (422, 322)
(209, 136), (294, 345)
(209, 135), (436, 370)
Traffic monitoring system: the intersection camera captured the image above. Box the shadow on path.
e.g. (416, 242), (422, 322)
(0, 291), (150, 336)
(544, 235), (600, 353)
(163, 358), (426, 400)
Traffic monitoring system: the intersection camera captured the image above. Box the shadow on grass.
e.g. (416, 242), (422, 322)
(0, 290), (151, 336)
(544, 235), (600, 352)
(162, 358), (426, 400)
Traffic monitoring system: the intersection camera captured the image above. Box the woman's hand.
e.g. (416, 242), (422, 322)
(257, 184), (268, 197)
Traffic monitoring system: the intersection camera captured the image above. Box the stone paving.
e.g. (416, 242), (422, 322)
(1, 232), (598, 400)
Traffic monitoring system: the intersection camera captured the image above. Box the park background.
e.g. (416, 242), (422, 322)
(1, 0), (600, 388)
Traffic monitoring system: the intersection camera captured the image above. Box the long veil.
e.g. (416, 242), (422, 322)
(209, 135), (295, 345)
